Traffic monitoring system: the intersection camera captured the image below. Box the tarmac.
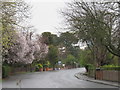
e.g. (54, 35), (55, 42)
(75, 72), (120, 88)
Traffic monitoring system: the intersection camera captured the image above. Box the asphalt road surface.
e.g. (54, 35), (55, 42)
(2, 68), (117, 88)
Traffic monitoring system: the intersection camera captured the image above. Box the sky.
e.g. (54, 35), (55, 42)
(24, 0), (87, 49)
(25, 0), (69, 35)
(25, 0), (116, 35)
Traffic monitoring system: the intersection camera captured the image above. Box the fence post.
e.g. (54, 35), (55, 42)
(95, 68), (103, 80)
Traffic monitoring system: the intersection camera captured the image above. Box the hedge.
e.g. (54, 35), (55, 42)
(2, 65), (11, 78)
(101, 65), (120, 70)
(84, 64), (95, 72)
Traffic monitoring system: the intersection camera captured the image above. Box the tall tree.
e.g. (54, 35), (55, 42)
(63, 54), (77, 68)
(47, 45), (59, 70)
(41, 32), (53, 45)
(33, 35), (48, 62)
(62, 1), (120, 66)
(59, 32), (78, 57)
(41, 32), (59, 46)
(1, 0), (32, 64)
(1, 1), (30, 49)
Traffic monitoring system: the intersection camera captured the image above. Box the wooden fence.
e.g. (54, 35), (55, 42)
(89, 70), (120, 82)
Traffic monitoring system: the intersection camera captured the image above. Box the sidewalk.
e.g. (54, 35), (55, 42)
(75, 72), (120, 87)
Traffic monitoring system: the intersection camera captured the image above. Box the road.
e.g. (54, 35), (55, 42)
(2, 68), (117, 88)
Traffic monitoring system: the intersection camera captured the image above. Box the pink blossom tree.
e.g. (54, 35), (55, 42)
(33, 35), (48, 62)
(5, 32), (48, 65)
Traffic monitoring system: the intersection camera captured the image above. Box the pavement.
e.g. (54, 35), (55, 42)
(74, 72), (120, 87)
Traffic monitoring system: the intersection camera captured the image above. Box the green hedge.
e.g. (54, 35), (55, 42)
(85, 64), (95, 69)
(101, 65), (120, 70)
(2, 65), (11, 78)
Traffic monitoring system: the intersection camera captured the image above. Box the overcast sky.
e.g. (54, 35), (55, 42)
(25, 0), (69, 35)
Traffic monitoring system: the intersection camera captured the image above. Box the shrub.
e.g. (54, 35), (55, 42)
(84, 64), (95, 72)
(43, 64), (48, 68)
(35, 64), (43, 71)
(2, 65), (11, 78)
(37, 64), (43, 68)
(35, 65), (39, 71)
(101, 65), (120, 70)
(46, 61), (50, 67)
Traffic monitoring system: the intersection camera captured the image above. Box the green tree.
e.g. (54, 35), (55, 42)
(59, 32), (79, 57)
(1, 1), (30, 63)
(51, 34), (59, 46)
(63, 54), (77, 68)
(78, 48), (92, 67)
(62, 1), (120, 66)
(47, 45), (59, 70)
(42, 32), (59, 46)
(42, 32), (53, 45)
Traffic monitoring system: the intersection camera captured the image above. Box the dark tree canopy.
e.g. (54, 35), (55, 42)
(47, 45), (59, 69)
(42, 32), (59, 46)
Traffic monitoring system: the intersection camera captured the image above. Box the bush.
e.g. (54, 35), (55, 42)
(43, 61), (50, 68)
(37, 64), (43, 68)
(35, 65), (39, 71)
(2, 65), (11, 78)
(46, 61), (50, 67)
(101, 65), (120, 70)
(35, 64), (43, 71)
(84, 64), (95, 72)
(43, 64), (48, 68)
